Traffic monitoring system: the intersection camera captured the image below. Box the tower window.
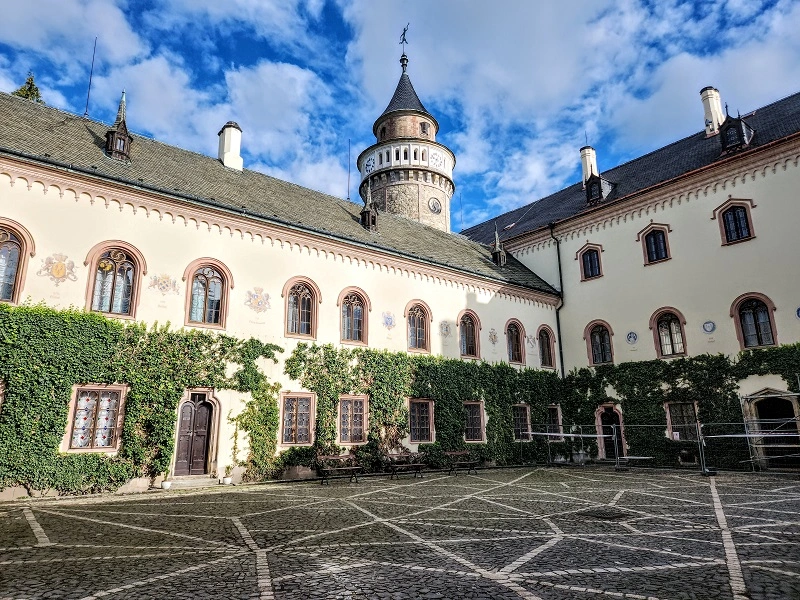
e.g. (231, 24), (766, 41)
(413, 149), (418, 160)
(422, 150), (426, 161)
(380, 127), (386, 140)
(386, 151), (390, 162)
(378, 154), (383, 165)
(420, 122), (429, 136)
(395, 149), (400, 161)
(403, 149), (408, 160)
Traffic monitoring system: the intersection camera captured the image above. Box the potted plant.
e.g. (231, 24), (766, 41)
(160, 472), (172, 490)
(222, 465), (233, 485)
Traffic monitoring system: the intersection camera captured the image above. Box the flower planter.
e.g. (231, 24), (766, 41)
(160, 480), (172, 490)
(222, 476), (233, 485)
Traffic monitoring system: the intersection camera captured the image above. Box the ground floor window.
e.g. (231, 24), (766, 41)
(464, 402), (484, 442)
(409, 399), (433, 442)
(512, 404), (530, 441)
(339, 395), (368, 444)
(666, 402), (697, 441)
(282, 394), (314, 444)
(66, 385), (127, 452)
(546, 405), (563, 441)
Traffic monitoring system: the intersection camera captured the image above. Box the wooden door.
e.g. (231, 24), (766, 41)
(173, 393), (212, 476)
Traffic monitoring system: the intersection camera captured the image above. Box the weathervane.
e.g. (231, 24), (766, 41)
(399, 23), (409, 53)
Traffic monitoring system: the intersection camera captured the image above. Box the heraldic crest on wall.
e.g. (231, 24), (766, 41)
(245, 288), (271, 313)
(439, 321), (452, 337)
(382, 311), (396, 330)
(488, 328), (499, 345)
(148, 274), (180, 296)
(37, 253), (78, 286)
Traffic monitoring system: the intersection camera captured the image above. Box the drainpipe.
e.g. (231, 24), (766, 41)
(548, 222), (566, 378)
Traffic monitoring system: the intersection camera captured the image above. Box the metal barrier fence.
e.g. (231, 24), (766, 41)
(518, 418), (800, 473)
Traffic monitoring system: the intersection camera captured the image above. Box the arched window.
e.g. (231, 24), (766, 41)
(339, 287), (370, 344)
(459, 311), (479, 358)
(182, 259), (233, 328)
(406, 302), (430, 352)
(380, 127), (386, 140)
(650, 309), (686, 358)
(403, 149), (408, 161)
(0, 227), (22, 302)
(506, 321), (523, 364)
(637, 223), (672, 265)
(189, 267), (224, 325)
(288, 284), (314, 336)
(584, 320), (613, 365)
(738, 298), (774, 348)
(576, 243), (603, 281)
(539, 327), (555, 368)
(420, 122), (429, 136)
(91, 249), (136, 315)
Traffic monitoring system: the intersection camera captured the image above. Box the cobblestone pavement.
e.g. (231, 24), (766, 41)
(1, 468), (799, 599)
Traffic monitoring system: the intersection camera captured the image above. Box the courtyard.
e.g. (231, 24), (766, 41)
(1, 467), (798, 600)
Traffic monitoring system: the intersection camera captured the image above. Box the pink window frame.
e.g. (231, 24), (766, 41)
(456, 309), (482, 359)
(84, 240), (148, 319)
(648, 306), (688, 359)
(337, 286), (372, 346)
(505, 318), (526, 365)
(536, 324), (556, 369)
(60, 384), (129, 455)
(575, 242), (604, 281)
(405, 299), (432, 353)
(583, 319), (614, 365)
(635, 222), (673, 266)
(0, 217), (35, 305)
(729, 292), (778, 350)
(282, 276), (323, 340)
(182, 258), (235, 330)
(711, 197), (756, 246)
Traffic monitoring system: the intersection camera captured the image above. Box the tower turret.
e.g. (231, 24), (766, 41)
(357, 53), (456, 232)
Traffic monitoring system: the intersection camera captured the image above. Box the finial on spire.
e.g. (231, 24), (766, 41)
(113, 89), (127, 127)
(494, 221), (501, 250)
(399, 23), (409, 53)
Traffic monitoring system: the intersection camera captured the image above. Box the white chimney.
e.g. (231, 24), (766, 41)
(218, 121), (243, 171)
(580, 145), (598, 188)
(700, 86), (724, 137)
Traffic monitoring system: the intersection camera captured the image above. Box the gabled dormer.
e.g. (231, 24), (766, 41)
(719, 111), (755, 154)
(105, 91), (133, 162)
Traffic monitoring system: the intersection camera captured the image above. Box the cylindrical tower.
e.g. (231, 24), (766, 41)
(357, 54), (456, 232)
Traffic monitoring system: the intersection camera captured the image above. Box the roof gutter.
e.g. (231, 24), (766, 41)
(548, 222), (566, 378)
(0, 146), (556, 300)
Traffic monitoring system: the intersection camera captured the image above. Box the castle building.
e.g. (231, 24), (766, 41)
(1, 52), (799, 488)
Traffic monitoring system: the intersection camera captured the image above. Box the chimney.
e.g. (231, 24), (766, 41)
(580, 146), (598, 188)
(218, 121), (243, 170)
(700, 86), (724, 137)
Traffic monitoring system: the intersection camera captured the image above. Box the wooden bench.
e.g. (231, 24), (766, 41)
(385, 452), (426, 480)
(316, 454), (362, 484)
(445, 451), (478, 475)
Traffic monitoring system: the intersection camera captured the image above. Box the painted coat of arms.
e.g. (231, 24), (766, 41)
(245, 288), (271, 313)
(439, 321), (452, 337)
(488, 328), (499, 345)
(37, 253), (77, 285)
(382, 311), (396, 329)
(148, 274), (180, 295)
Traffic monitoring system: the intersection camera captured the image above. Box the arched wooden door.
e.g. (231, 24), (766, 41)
(599, 406), (625, 459)
(174, 392), (212, 476)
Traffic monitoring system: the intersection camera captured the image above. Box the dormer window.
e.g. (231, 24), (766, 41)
(586, 174), (603, 204)
(720, 115), (754, 153)
(105, 91), (132, 162)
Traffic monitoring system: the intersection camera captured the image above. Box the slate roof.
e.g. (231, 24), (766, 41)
(381, 72), (431, 117)
(0, 92), (557, 297)
(462, 91), (800, 245)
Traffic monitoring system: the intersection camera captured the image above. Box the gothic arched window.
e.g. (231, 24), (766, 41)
(653, 311), (686, 357)
(585, 321), (613, 365)
(407, 303), (430, 352)
(738, 298), (775, 348)
(0, 227), (23, 303)
(459, 312), (479, 358)
(288, 284), (314, 336)
(91, 249), (136, 316)
(506, 321), (523, 364)
(341, 292), (365, 343)
(189, 267), (224, 325)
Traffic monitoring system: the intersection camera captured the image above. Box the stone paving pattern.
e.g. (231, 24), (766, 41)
(1, 468), (799, 599)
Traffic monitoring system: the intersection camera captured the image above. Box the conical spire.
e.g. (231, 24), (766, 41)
(113, 90), (126, 128)
(380, 54), (430, 117)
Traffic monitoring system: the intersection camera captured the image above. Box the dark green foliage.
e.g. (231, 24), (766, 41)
(12, 72), (44, 103)
(0, 303), (282, 494)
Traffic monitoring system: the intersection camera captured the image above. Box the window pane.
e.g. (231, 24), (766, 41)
(582, 250), (600, 278)
(92, 266), (113, 312)
(111, 264), (133, 314)
(512, 406), (528, 440)
(288, 295), (299, 333)
(540, 330), (553, 367)
(658, 318), (674, 355)
(93, 391), (120, 447)
(755, 304), (773, 345)
(297, 397), (311, 443)
(460, 316), (476, 356)
(300, 295), (312, 335)
(465, 404), (482, 441)
(340, 398), (351, 442)
(190, 277), (206, 322)
(0, 237), (20, 301)
(71, 390), (98, 448)
(547, 406), (561, 436)
(646, 230), (667, 262)
(282, 397), (297, 443)
(590, 326), (611, 364)
(410, 401), (430, 442)
(206, 278), (222, 324)
(668, 403), (697, 441)
(508, 324), (521, 363)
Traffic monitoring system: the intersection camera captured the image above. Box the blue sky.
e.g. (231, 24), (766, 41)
(2, 0), (799, 231)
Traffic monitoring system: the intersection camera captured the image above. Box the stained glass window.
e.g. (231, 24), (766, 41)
(288, 284), (313, 335)
(91, 249), (134, 315)
(0, 228), (21, 302)
(70, 389), (121, 450)
(341, 294), (364, 342)
(189, 267), (224, 324)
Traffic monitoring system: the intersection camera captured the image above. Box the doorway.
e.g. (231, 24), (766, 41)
(597, 405), (625, 459)
(174, 392), (213, 476)
(754, 396), (800, 468)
